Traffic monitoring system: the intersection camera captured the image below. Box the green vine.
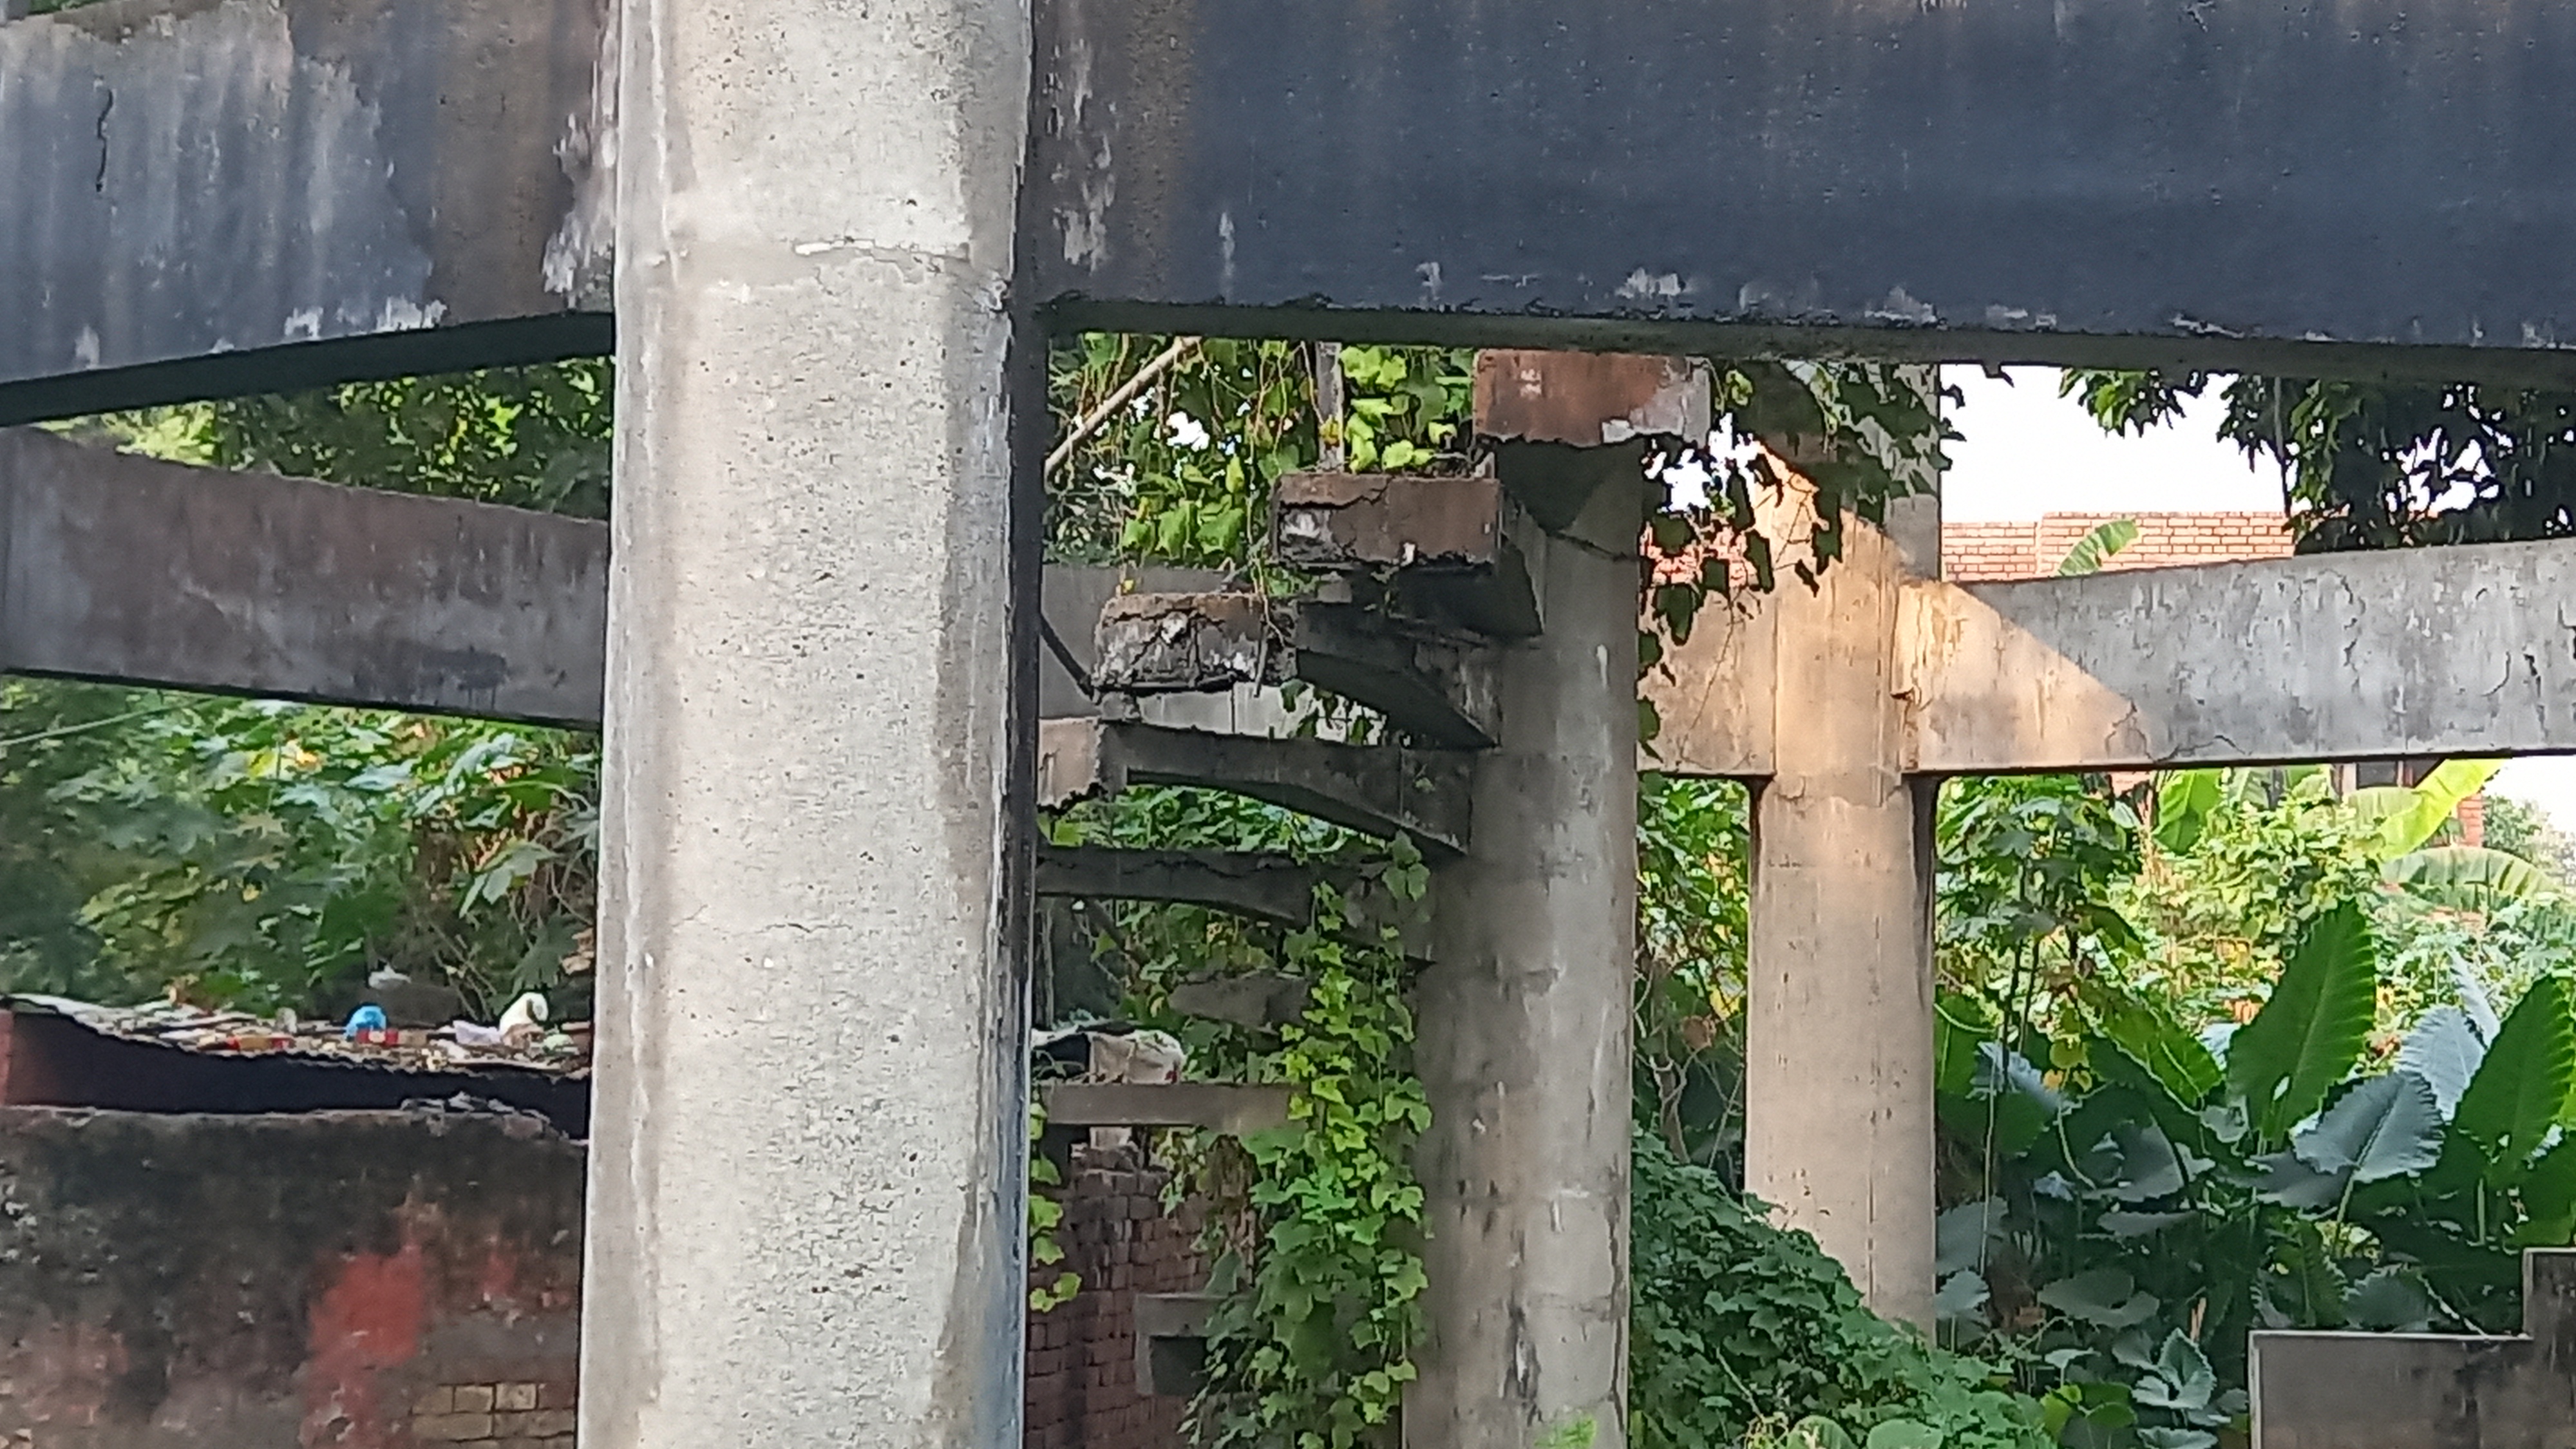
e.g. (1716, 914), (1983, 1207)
(1028, 1099), (1081, 1312)
(1196, 858), (1432, 1449)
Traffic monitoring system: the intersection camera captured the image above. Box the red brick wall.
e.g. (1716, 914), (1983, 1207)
(1942, 511), (2297, 582)
(0, 1104), (582, 1449)
(1026, 1142), (1208, 1449)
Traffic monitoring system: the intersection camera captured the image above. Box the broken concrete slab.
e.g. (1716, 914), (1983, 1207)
(1037, 718), (1473, 855)
(1271, 472), (1503, 571)
(1095, 592), (1499, 748)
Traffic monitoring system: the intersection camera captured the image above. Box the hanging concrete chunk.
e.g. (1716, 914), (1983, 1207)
(0, 428), (605, 725)
(1037, 718), (1473, 855)
(2251, 1249), (2576, 1448)
(1095, 593), (1499, 748)
(0, 0), (613, 424)
(1035, 846), (1430, 959)
(1166, 972), (1314, 1028)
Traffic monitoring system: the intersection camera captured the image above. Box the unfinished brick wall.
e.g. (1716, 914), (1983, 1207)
(1027, 1141), (1208, 1449)
(1942, 511), (2296, 582)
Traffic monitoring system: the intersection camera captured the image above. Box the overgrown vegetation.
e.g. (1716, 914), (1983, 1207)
(13, 343), (2576, 1449)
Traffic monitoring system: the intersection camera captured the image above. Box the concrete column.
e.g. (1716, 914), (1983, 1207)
(1412, 452), (1642, 1449)
(582, 0), (1030, 1443)
(1744, 477), (1939, 1331)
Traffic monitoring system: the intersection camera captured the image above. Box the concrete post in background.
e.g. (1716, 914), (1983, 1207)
(1408, 353), (1703, 1449)
(1744, 458), (1942, 1331)
(582, 0), (1032, 1443)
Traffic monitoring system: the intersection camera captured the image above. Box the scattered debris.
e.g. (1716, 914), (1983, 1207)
(6, 993), (592, 1078)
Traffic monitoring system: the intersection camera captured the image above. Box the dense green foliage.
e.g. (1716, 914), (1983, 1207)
(1633, 1128), (2050, 1449)
(2060, 372), (2576, 552)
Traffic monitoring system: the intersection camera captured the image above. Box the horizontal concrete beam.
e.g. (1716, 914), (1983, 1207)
(0, 0), (612, 423)
(1038, 719), (1472, 855)
(1034, 845), (1430, 958)
(1901, 540), (2576, 772)
(1039, 1083), (1293, 1135)
(0, 428), (605, 725)
(1030, 0), (2576, 381)
(1094, 593), (1499, 749)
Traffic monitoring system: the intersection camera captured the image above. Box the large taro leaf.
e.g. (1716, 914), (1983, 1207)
(2345, 1267), (2436, 1331)
(2154, 770), (2224, 855)
(2095, 995), (2223, 1108)
(2293, 1072), (2444, 1185)
(2397, 1006), (2489, 1119)
(2227, 903), (2378, 1143)
(2039, 1267), (2161, 1329)
(2514, 1135), (2576, 1247)
(2451, 975), (2576, 1186)
(2385, 846), (2553, 912)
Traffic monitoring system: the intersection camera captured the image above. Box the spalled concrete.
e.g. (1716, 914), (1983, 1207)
(581, 0), (1031, 1442)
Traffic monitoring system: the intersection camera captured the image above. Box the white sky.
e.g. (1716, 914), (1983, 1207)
(1939, 365), (2576, 835)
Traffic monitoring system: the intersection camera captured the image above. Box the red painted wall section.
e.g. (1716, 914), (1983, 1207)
(0, 1105), (583, 1449)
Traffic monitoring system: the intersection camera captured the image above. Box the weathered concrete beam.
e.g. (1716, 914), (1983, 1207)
(2250, 1249), (2576, 1449)
(1095, 592), (1499, 749)
(1031, 0), (2576, 380)
(1040, 1082), (1293, 1135)
(1038, 718), (1472, 855)
(1034, 844), (1430, 958)
(1900, 539), (2576, 773)
(0, 428), (605, 726)
(0, 0), (612, 424)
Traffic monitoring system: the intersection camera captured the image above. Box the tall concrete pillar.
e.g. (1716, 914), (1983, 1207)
(582, 0), (1031, 1443)
(1744, 477), (1940, 1331)
(1410, 352), (1701, 1449)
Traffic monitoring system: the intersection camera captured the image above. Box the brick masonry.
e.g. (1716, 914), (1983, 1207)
(1940, 510), (2297, 582)
(1026, 1141), (1209, 1449)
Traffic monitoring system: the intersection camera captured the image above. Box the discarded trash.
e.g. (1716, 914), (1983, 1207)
(343, 1005), (388, 1039)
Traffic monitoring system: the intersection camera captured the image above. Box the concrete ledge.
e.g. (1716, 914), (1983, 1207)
(1035, 846), (1430, 958)
(1037, 718), (1473, 855)
(1041, 1083), (1293, 1136)
(2249, 1250), (2576, 1448)
(1166, 972), (1312, 1028)
(0, 428), (606, 726)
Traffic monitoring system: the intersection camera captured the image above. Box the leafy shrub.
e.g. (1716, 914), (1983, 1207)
(1631, 1129), (2051, 1449)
